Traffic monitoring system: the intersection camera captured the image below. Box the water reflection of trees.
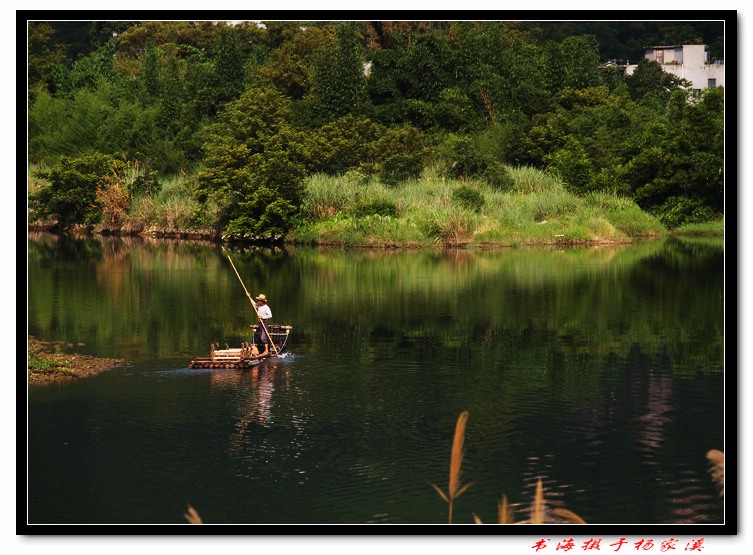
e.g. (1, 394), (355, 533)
(28, 232), (723, 378)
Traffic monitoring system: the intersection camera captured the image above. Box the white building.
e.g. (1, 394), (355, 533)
(624, 44), (724, 94)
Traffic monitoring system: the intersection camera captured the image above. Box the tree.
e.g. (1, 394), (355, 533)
(30, 154), (113, 229)
(394, 30), (454, 102)
(625, 59), (690, 103)
(213, 26), (247, 105)
(308, 23), (367, 122)
(547, 136), (595, 194)
(255, 25), (332, 100)
(303, 114), (380, 174)
(27, 22), (70, 96)
(139, 42), (160, 101)
(196, 86), (306, 239)
(57, 40), (121, 95)
(546, 35), (604, 92)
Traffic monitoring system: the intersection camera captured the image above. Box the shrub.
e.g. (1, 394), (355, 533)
(481, 161), (515, 191)
(444, 135), (492, 179)
(546, 136), (595, 195)
(303, 114), (380, 175)
(351, 199), (399, 218)
(654, 196), (720, 229)
(30, 153), (113, 228)
(380, 154), (423, 187)
(223, 187), (297, 241)
(452, 186), (485, 213)
(372, 125), (426, 158)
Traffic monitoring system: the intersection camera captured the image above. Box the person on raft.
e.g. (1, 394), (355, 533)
(253, 293), (273, 356)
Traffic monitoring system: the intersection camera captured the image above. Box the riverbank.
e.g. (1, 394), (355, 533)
(28, 164), (724, 248)
(27, 336), (125, 385)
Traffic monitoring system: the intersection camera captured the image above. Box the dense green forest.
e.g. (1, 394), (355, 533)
(27, 20), (725, 241)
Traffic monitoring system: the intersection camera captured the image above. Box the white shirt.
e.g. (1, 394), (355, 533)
(256, 303), (272, 320)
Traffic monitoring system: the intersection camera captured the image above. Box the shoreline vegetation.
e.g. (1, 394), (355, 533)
(27, 165), (723, 249)
(27, 21), (725, 251)
(27, 336), (125, 385)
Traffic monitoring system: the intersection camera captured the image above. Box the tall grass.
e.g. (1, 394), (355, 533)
(425, 207), (480, 246)
(673, 220), (725, 236)
(123, 172), (200, 233)
(301, 173), (388, 220)
(506, 165), (567, 194)
(584, 191), (667, 236)
(298, 165), (666, 247)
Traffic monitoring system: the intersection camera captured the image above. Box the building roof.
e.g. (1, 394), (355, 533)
(645, 44), (703, 49)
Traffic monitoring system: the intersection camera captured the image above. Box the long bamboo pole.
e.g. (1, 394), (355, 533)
(226, 254), (279, 357)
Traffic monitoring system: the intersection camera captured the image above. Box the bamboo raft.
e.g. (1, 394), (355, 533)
(188, 325), (292, 369)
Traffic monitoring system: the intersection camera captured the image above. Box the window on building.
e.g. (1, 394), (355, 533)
(708, 78), (717, 88)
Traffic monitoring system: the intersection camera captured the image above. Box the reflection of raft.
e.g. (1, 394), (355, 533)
(188, 325), (292, 369)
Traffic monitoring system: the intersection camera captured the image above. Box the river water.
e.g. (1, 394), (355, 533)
(26, 232), (726, 527)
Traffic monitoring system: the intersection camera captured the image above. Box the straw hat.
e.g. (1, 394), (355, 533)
(255, 294), (267, 302)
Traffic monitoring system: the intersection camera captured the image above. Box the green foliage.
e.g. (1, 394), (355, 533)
(452, 186), (485, 213)
(397, 31), (454, 102)
(308, 24), (367, 122)
(255, 25), (332, 100)
(505, 165), (567, 195)
(372, 125), (426, 158)
(222, 187), (297, 241)
(126, 173), (199, 232)
(443, 135), (492, 179)
(95, 158), (161, 229)
(380, 154), (424, 187)
(194, 84), (305, 238)
(140, 42), (161, 100)
(303, 114), (380, 175)
(425, 207), (480, 246)
(546, 35), (604, 91)
(196, 85), (304, 205)
(481, 161), (515, 191)
(30, 153), (113, 228)
(672, 219), (724, 236)
(434, 87), (480, 131)
(654, 196), (721, 229)
(351, 199), (399, 218)
(27, 20), (725, 240)
(625, 59), (690, 102)
(491, 34), (550, 117)
(546, 136), (595, 194)
(28, 22), (70, 96)
(213, 26), (247, 104)
(300, 173), (359, 220)
(56, 40), (121, 95)
(28, 349), (74, 376)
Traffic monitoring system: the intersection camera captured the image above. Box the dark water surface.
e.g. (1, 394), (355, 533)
(26, 233), (726, 526)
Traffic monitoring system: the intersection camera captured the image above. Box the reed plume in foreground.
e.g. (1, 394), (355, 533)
(184, 504), (203, 524)
(474, 478), (586, 524)
(431, 410), (474, 524)
(706, 449), (724, 497)
(498, 494), (514, 524)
